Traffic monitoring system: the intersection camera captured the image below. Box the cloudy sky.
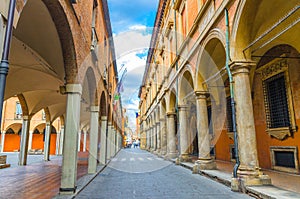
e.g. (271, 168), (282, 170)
(107, 0), (159, 131)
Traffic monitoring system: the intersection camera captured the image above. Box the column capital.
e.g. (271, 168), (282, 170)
(230, 60), (256, 75)
(65, 84), (82, 95)
(194, 91), (209, 99)
(90, 106), (99, 112)
(101, 116), (107, 121)
(178, 105), (188, 111)
(23, 115), (31, 120)
(166, 112), (176, 117)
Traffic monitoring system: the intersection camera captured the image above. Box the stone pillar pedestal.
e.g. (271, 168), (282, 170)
(166, 112), (177, 159)
(231, 61), (271, 188)
(19, 116), (31, 165)
(99, 116), (107, 165)
(160, 118), (167, 156)
(60, 84), (82, 194)
(193, 91), (216, 171)
(88, 106), (99, 174)
(178, 106), (190, 162)
(44, 122), (52, 161)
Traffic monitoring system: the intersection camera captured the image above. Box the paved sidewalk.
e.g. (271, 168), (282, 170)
(75, 149), (252, 199)
(171, 159), (300, 199)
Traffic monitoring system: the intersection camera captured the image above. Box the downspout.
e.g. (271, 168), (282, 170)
(224, 9), (239, 178)
(0, 0), (16, 130)
(173, 0), (180, 153)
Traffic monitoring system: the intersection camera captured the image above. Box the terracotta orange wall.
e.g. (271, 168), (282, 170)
(253, 59), (300, 169)
(4, 134), (20, 152)
(215, 130), (234, 161)
(187, 0), (198, 33)
(50, 134), (57, 155)
(32, 134), (57, 155)
(32, 134), (44, 150)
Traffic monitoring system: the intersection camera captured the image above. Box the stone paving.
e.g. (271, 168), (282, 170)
(0, 152), (88, 199)
(75, 149), (252, 199)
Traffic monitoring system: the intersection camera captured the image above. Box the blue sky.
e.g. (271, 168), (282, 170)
(107, 0), (159, 131)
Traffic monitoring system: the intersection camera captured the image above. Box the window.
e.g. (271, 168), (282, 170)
(270, 146), (299, 173)
(259, 58), (296, 140)
(15, 102), (22, 119)
(226, 97), (233, 132)
(263, 73), (290, 128)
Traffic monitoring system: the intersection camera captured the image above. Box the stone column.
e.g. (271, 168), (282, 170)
(19, 116), (31, 165)
(153, 124), (157, 151)
(77, 130), (81, 152)
(1, 131), (5, 152)
(194, 91), (216, 170)
(156, 121), (161, 153)
(88, 106), (99, 174)
(83, 130), (87, 152)
(55, 131), (60, 155)
(44, 122), (52, 161)
(146, 127), (150, 150)
(60, 84), (82, 194)
(150, 126), (154, 151)
(59, 126), (64, 155)
(28, 131), (33, 151)
(160, 118), (167, 155)
(99, 116), (107, 165)
(166, 112), (177, 159)
(106, 122), (112, 161)
(111, 127), (115, 158)
(231, 61), (270, 186)
(178, 105), (189, 161)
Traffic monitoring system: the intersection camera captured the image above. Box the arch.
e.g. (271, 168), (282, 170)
(160, 98), (167, 119)
(100, 91), (107, 117)
(178, 69), (194, 105)
(195, 29), (226, 92)
(168, 90), (177, 113)
(5, 124), (22, 134)
(231, 0), (300, 60)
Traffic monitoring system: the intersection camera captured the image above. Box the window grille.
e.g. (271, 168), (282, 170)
(263, 72), (290, 129)
(226, 97), (233, 132)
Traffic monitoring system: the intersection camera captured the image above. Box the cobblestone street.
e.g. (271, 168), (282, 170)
(75, 149), (252, 199)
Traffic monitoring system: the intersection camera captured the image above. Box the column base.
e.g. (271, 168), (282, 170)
(59, 187), (77, 195)
(231, 166), (271, 191)
(179, 154), (192, 162)
(165, 152), (177, 160)
(193, 159), (216, 173)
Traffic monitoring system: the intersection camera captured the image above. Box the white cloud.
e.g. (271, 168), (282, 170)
(129, 24), (147, 31)
(113, 29), (152, 58)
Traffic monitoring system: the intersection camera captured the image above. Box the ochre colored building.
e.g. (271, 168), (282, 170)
(139, 0), (300, 190)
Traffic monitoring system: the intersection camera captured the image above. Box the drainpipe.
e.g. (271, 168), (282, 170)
(173, 0), (180, 153)
(0, 0), (16, 130)
(224, 9), (239, 178)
